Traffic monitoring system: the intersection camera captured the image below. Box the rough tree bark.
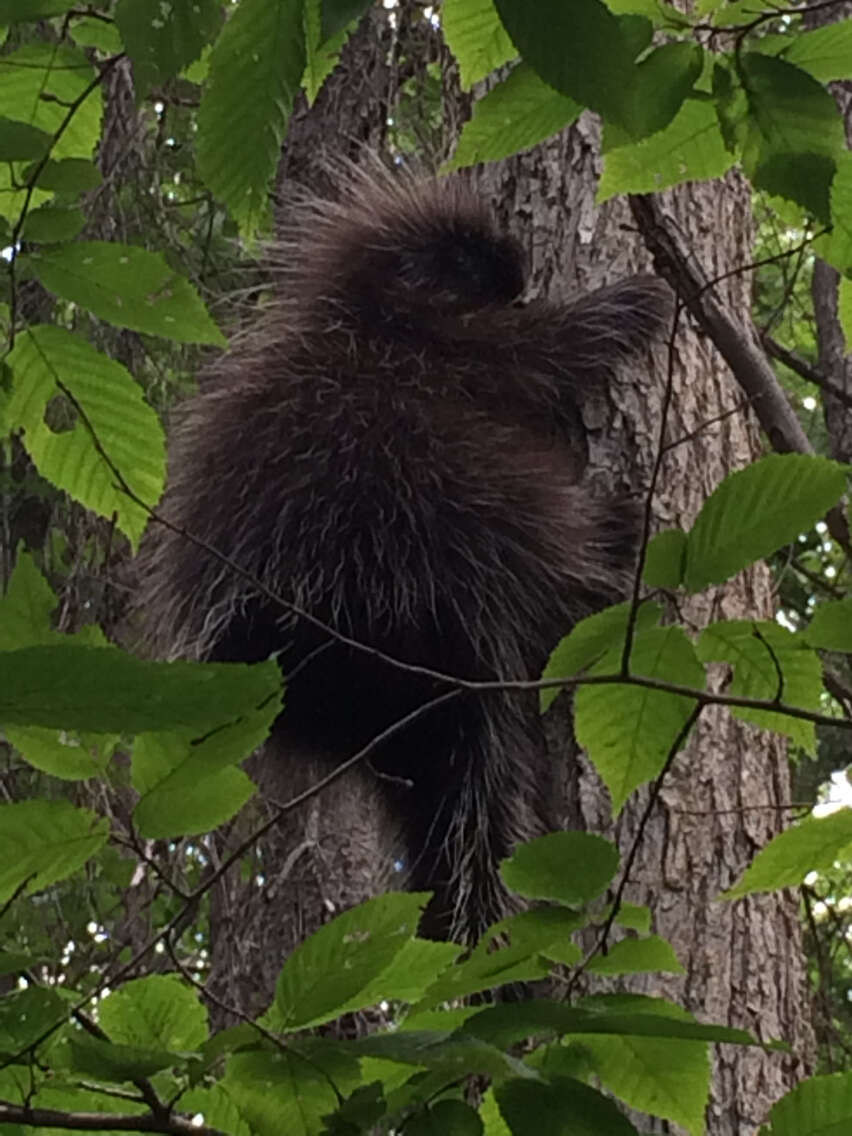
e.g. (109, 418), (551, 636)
(808, 2), (852, 468)
(204, 8), (814, 1130)
(204, 5), (404, 1022)
(473, 122), (813, 1132)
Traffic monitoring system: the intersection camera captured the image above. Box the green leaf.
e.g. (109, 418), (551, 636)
(269, 893), (427, 1031)
(320, 0), (371, 42)
(26, 156), (102, 192)
(575, 626), (704, 813)
(839, 275), (852, 354)
(6, 724), (111, 779)
(540, 600), (662, 712)
(347, 938), (462, 1007)
(68, 15), (124, 55)
(0, 44), (101, 161)
(30, 242), (226, 345)
(0, 116), (51, 159)
(115, 0), (223, 99)
(0, 951), (39, 976)
(414, 933), (552, 1012)
(496, 1077), (639, 1135)
(599, 97), (733, 201)
(21, 204), (85, 241)
(0, 553), (117, 778)
(132, 722), (268, 839)
(100, 976), (208, 1050)
(613, 903), (651, 933)
(69, 1035), (183, 1083)
(684, 454), (847, 592)
(446, 63), (580, 172)
(607, 0), (673, 18)
(302, 0), (357, 106)
(616, 13), (653, 60)
(723, 808), (852, 900)
(328, 1083), (387, 1133)
(806, 598), (852, 651)
(576, 1028), (708, 1134)
(0, 799), (108, 905)
(0, 643), (282, 733)
(407, 1100), (483, 1136)
(738, 53), (844, 223)
(501, 832), (618, 906)
(585, 935), (684, 976)
(0, 987), (69, 1052)
(442, 0), (516, 90)
(353, 1031), (534, 1081)
(483, 908), (583, 966)
(197, 0), (305, 235)
(779, 20), (852, 83)
(494, 0), (639, 131)
(823, 151), (852, 273)
(216, 1047), (358, 1136)
(462, 997), (758, 1049)
(0, 0), (74, 20)
(4, 325), (165, 547)
(0, 549), (58, 648)
(643, 529), (687, 589)
(633, 42), (703, 140)
(697, 620), (823, 752)
(763, 1071), (852, 1135)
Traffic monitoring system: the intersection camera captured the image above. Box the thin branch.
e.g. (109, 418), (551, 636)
(823, 668), (852, 719)
(629, 193), (851, 553)
(568, 703), (704, 986)
(762, 333), (852, 410)
(200, 687), (464, 897)
(621, 292), (684, 675)
(162, 938), (345, 1107)
(790, 556), (846, 601)
(661, 397), (752, 454)
(7, 53), (125, 349)
(0, 1102), (226, 1136)
(671, 802), (813, 816)
(751, 624), (785, 704)
(531, 668), (850, 731)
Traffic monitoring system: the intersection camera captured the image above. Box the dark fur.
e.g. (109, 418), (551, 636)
(137, 167), (670, 943)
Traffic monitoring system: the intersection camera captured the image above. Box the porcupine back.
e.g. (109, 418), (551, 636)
(137, 164), (670, 942)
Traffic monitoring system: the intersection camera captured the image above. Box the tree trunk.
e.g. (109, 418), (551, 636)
(473, 120), (813, 1131)
(205, 5), (402, 1022)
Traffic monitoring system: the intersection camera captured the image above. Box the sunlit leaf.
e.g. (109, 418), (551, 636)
(0, 799), (108, 905)
(442, 0), (516, 90)
(30, 242), (225, 345)
(724, 809), (852, 900)
(197, 0), (304, 234)
(4, 325), (165, 547)
(684, 455), (847, 592)
(575, 627), (704, 812)
(501, 832), (618, 906)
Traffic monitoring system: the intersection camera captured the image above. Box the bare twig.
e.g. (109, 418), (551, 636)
(0, 1102), (226, 1136)
(567, 703), (704, 986)
(762, 333), (852, 411)
(629, 193), (850, 552)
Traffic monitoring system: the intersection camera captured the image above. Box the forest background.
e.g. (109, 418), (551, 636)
(2, 0), (852, 1133)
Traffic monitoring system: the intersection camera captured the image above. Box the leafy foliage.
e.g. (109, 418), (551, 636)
(1, 0), (852, 1133)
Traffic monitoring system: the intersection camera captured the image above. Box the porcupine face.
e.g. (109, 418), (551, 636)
(281, 169), (527, 327)
(388, 221), (525, 311)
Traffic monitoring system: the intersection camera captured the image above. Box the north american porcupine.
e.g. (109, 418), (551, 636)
(137, 165), (670, 943)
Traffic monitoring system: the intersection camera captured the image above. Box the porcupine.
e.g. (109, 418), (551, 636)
(136, 164), (670, 944)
